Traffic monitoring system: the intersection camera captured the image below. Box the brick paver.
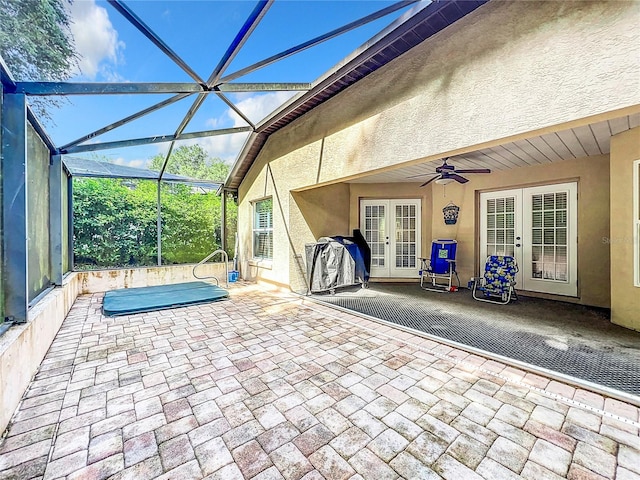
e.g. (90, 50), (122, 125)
(0, 283), (638, 479)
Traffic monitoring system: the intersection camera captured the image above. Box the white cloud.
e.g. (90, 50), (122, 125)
(112, 157), (150, 169)
(195, 91), (297, 160)
(197, 132), (251, 162)
(229, 91), (297, 127)
(68, 0), (125, 80)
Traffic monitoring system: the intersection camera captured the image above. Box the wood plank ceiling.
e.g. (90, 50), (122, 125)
(349, 113), (640, 183)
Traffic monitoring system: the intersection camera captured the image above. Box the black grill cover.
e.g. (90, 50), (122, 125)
(305, 230), (370, 293)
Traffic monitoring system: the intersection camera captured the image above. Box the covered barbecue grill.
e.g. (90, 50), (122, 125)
(305, 230), (370, 294)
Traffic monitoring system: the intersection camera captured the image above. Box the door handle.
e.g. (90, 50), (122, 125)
(516, 244), (521, 247)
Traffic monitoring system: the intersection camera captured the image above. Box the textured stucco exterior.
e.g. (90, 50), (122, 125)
(610, 127), (640, 331)
(237, 1), (638, 323)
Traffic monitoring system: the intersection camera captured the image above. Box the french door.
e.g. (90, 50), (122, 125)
(360, 199), (421, 278)
(480, 182), (577, 296)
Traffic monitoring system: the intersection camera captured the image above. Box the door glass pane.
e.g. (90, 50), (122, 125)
(556, 246), (567, 263)
(544, 211), (554, 227)
(532, 262), (542, 278)
(506, 230), (515, 244)
(544, 193), (555, 210)
(532, 229), (542, 244)
(555, 192), (568, 209)
(557, 228), (567, 245)
(485, 196), (517, 266)
(506, 197), (515, 212)
(556, 264), (567, 281)
(364, 204), (385, 270)
(532, 211), (542, 228)
(393, 203), (417, 269)
(544, 229), (555, 244)
(543, 246), (555, 262)
(532, 246), (542, 261)
(530, 190), (569, 282)
(532, 194), (543, 211)
(506, 213), (514, 228)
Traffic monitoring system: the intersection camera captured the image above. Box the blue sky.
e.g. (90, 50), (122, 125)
(42, 0), (413, 169)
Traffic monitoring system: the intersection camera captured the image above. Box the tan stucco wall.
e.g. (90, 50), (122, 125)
(610, 127), (640, 331)
(346, 156), (610, 306)
(428, 155), (610, 307)
(251, 0), (639, 187)
(237, 0), (637, 294)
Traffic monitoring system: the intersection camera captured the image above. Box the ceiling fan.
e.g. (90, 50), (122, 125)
(409, 158), (491, 187)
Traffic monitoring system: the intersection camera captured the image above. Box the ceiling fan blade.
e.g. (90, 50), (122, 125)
(406, 172), (436, 179)
(455, 168), (491, 174)
(420, 176), (439, 187)
(450, 174), (469, 183)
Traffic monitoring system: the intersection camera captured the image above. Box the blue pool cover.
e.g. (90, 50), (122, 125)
(102, 281), (229, 316)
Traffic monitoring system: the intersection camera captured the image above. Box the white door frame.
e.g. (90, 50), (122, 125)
(360, 199), (421, 278)
(480, 182), (578, 296)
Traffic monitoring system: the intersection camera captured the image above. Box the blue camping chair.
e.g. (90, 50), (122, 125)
(419, 240), (460, 292)
(472, 255), (519, 304)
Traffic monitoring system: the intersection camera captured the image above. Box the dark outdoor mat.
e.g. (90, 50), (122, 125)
(103, 281), (228, 316)
(312, 290), (640, 396)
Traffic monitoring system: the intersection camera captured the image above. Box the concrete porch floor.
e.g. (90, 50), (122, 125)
(0, 283), (638, 479)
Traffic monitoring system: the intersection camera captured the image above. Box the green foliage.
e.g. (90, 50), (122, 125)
(73, 145), (238, 269)
(149, 145), (230, 182)
(0, 0), (77, 119)
(160, 183), (220, 264)
(150, 144), (238, 259)
(73, 178), (157, 267)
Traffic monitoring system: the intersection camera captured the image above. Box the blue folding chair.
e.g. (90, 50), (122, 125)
(419, 240), (460, 292)
(472, 255), (519, 304)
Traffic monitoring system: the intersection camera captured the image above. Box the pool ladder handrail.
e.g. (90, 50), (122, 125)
(193, 249), (229, 288)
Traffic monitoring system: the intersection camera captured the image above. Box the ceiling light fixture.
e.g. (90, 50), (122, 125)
(434, 177), (454, 185)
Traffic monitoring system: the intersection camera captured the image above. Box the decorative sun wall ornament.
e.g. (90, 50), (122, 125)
(443, 202), (460, 225)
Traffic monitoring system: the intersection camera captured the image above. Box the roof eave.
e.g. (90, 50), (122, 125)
(224, 0), (489, 191)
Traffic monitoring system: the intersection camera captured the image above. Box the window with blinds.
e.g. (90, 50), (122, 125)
(253, 198), (273, 260)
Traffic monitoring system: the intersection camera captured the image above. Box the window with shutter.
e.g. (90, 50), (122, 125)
(253, 198), (273, 260)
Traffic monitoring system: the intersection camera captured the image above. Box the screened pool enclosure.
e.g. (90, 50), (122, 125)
(0, 0), (424, 324)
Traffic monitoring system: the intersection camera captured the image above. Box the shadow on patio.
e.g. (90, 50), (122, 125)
(0, 283), (638, 479)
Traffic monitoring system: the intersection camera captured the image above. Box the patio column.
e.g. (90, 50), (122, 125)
(1, 93), (28, 323)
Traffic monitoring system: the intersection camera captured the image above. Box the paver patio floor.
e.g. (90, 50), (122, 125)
(0, 283), (638, 479)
